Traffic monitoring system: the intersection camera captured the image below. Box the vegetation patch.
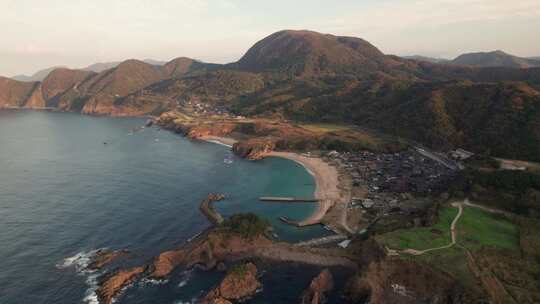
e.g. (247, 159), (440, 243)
(221, 213), (271, 239)
(457, 207), (519, 251)
(375, 207), (457, 251)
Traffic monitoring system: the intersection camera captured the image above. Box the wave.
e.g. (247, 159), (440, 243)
(177, 269), (194, 288)
(140, 277), (168, 286)
(56, 249), (104, 272)
(57, 249), (105, 304)
(205, 139), (233, 148)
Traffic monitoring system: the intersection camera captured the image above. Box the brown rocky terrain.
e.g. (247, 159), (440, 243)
(87, 249), (129, 271)
(40, 68), (95, 104)
(345, 258), (474, 304)
(301, 269), (334, 304)
(97, 266), (146, 304)
(202, 262), (261, 303)
(0, 76), (40, 108)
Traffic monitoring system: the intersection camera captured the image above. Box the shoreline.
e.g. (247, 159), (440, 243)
(264, 152), (346, 227)
(200, 135), (238, 148)
(198, 133), (346, 229)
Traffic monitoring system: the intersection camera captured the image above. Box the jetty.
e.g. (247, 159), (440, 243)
(199, 194), (226, 225)
(260, 197), (319, 203)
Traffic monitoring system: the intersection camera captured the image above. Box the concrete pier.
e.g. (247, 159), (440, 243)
(260, 197), (319, 202)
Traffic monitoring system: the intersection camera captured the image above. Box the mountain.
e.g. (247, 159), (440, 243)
(114, 69), (264, 116)
(81, 59), (166, 73)
(57, 59), (166, 114)
(402, 55), (450, 64)
(452, 50), (540, 68)
(162, 57), (211, 78)
(1, 29), (539, 161)
(11, 66), (66, 82)
(232, 76), (540, 161)
(235, 30), (401, 76)
(0, 77), (41, 108)
(40, 68), (95, 105)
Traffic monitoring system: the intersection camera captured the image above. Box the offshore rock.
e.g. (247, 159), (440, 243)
(202, 262), (261, 303)
(301, 269), (334, 304)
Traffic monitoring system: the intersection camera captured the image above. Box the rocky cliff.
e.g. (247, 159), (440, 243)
(202, 262), (261, 303)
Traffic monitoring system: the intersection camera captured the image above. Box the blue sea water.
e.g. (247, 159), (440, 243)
(0, 110), (337, 304)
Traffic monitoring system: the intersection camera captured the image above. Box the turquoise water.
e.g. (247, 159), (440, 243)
(0, 110), (331, 304)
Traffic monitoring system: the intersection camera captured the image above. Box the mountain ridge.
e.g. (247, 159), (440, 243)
(1, 29), (539, 161)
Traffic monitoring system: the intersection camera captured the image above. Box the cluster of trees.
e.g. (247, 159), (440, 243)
(221, 213), (271, 239)
(453, 169), (540, 216)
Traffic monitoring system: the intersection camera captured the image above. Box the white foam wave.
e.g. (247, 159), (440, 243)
(56, 249), (104, 272)
(82, 273), (100, 304)
(140, 277), (168, 286)
(57, 249), (107, 304)
(206, 140), (233, 148)
(178, 269), (193, 288)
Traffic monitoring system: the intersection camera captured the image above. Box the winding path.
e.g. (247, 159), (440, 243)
(400, 201), (463, 256)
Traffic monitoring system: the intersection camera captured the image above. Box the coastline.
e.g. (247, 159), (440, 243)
(200, 135), (238, 147)
(264, 151), (346, 227)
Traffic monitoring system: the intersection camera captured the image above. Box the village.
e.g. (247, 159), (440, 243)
(327, 149), (459, 216)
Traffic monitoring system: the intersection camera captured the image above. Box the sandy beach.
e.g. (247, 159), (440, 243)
(200, 135), (238, 147)
(199, 134), (348, 229)
(265, 152), (347, 226)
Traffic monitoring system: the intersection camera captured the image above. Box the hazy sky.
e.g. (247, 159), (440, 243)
(2, 0), (540, 76)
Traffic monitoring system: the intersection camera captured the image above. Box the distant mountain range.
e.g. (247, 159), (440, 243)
(452, 50), (540, 68)
(401, 55), (450, 64)
(1, 29), (539, 161)
(403, 51), (540, 68)
(11, 59), (166, 82)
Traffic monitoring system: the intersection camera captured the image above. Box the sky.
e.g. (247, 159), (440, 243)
(1, 0), (540, 76)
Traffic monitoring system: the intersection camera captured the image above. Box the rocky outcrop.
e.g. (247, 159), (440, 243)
(87, 249), (129, 271)
(232, 138), (277, 160)
(149, 232), (272, 279)
(301, 269), (334, 304)
(0, 76), (38, 108)
(97, 266), (146, 304)
(202, 262), (261, 303)
(345, 259), (470, 304)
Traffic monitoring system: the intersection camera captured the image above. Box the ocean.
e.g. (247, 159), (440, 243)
(0, 110), (344, 304)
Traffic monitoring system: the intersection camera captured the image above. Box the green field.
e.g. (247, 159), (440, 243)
(299, 123), (354, 133)
(457, 207), (519, 251)
(376, 207), (457, 251)
(376, 204), (519, 253)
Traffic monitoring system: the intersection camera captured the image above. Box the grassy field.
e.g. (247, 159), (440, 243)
(376, 204), (519, 252)
(375, 207), (458, 251)
(299, 123), (354, 133)
(457, 207), (519, 251)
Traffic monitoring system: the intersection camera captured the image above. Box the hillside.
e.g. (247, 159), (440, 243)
(114, 70), (264, 116)
(0, 77), (41, 108)
(40, 68), (95, 104)
(1, 29), (540, 161)
(11, 66), (66, 82)
(231, 77), (540, 161)
(56, 59), (166, 114)
(452, 51), (540, 68)
(235, 30), (404, 76)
